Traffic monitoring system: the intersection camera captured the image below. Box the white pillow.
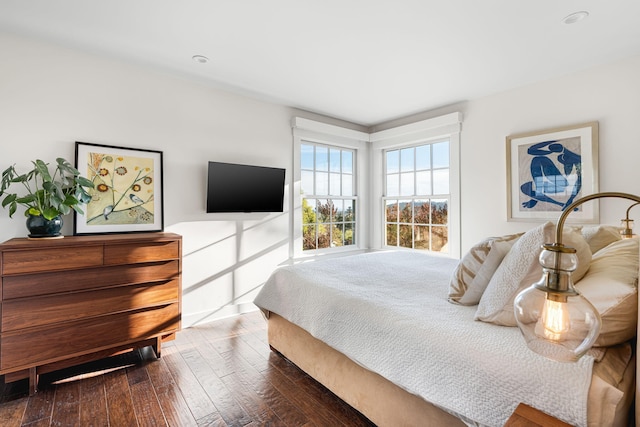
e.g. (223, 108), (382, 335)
(447, 233), (522, 305)
(577, 238), (639, 347)
(475, 222), (592, 326)
(581, 225), (622, 254)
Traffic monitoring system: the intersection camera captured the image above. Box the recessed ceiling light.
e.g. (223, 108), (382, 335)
(192, 55), (209, 64)
(562, 11), (589, 24)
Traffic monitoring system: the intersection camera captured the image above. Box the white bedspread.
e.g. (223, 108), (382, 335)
(254, 251), (594, 427)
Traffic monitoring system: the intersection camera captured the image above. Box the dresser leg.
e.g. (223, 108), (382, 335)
(29, 367), (38, 396)
(152, 336), (162, 358)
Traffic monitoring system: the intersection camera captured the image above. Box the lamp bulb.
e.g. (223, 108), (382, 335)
(540, 298), (570, 341)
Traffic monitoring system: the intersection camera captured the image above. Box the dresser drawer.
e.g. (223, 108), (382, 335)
(0, 303), (180, 371)
(2, 279), (179, 332)
(2, 260), (180, 300)
(104, 240), (180, 265)
(1, 245), (104, 275)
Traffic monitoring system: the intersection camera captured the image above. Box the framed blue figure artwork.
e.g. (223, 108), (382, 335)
(506, 122), (599, 222)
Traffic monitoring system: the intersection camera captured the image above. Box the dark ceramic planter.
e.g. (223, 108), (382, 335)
(26, 215), (63, 238)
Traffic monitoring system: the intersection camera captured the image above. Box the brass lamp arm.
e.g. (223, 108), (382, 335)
(625, 202), (640, 218)
(555, 192), (640, 244)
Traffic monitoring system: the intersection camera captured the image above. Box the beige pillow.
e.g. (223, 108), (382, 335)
(448, 233), (522, 305)
(582, 225), (622, 254)
(577, 238), (639, 347)
(475, 222), (592, 326)
(458, 239), (515, 305)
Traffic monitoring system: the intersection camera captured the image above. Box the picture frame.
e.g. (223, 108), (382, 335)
(506, 122), (599, 222)
(74, 141), (164, 235)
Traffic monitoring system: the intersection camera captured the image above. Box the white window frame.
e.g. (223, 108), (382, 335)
(301, 142), (357, 251)
(383, 139), (451, 252)
(292, 117), (370, 259)
(370, 113), (462, 258)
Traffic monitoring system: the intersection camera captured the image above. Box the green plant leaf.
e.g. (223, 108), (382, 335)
(76, 176), (94, 188)
(27, 207), (41, 216)
(57, 158), (80, 176)
(42, 207), (61, 220)
(63, 194), (79, 206)
(2, 193), (16, 208)
(16, 194), (36, 204)
(33, 160), (53, 182)
(50, 194), (64, 208)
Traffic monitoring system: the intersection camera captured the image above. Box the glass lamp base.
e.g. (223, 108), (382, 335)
(514, 285), (601, 362)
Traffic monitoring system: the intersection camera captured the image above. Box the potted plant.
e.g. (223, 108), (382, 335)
(0, 158), (94, 238)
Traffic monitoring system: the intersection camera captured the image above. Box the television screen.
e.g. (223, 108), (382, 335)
(206, 161), (285, 213)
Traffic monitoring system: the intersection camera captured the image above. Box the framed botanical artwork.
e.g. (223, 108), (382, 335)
(74, 142), (164, 235)
(506, 122), (599, 222)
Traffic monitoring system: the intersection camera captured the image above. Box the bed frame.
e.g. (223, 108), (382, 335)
(267, 312), (638, 426)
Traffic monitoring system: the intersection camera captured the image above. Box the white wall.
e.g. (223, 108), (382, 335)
(459, 55), (640, 251)
(2, 30), (639, 325)
(0, 32), (365, 327)
(374, 55), (640, 253)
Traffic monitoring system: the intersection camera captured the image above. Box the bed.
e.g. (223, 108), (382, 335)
(253, 223), (638, 427)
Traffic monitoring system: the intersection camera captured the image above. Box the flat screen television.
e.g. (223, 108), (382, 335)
(206, 161), (285, 213)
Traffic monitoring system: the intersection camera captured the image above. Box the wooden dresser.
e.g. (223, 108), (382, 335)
(0, 232), (182, 395)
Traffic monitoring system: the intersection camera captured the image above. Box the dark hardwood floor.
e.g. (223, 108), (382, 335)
(0, 311), (375, 426)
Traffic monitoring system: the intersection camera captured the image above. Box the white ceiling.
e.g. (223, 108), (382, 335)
(1, 1), (639, 126)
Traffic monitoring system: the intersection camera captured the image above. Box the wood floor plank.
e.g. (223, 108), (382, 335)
(238, 327), (271, 361)
(193, 411), (228, 427)
(183, 327), (236, 378)
(129, 380), (167, 427)
(78, 374), (107, 426)
(125, 355), (151, 387)
(218, 371), (282, 426)
(162, 345), (217, 422)
(103, 367), (137, 427)
(296, 372), (373, 427)
(232, 355), (309, 427)
(146, 355), (198, 427)
(22, 386), (54, 425)
(265, 353), (348, 426)
(153, 383), (199, 427)
(50, 381), (80, 427)
(175, 343), (251, 427)
(0, 396), (27, 427)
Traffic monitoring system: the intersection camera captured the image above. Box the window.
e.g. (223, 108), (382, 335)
(293, 112), (460, 258)
(301, 143), (356, 251)
(384, 140), (450, 252)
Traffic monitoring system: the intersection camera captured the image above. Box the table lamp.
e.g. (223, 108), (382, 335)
(514, 192), (640, 362)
